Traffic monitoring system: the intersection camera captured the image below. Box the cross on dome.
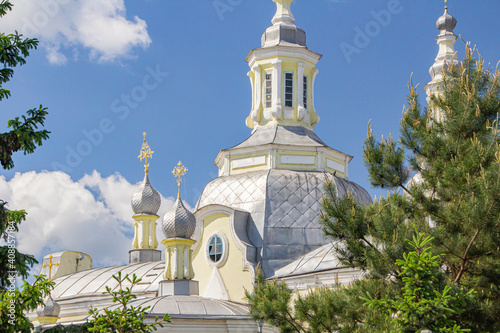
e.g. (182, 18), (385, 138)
(138, 132), (154, 175)
(172, 161), (188, 199)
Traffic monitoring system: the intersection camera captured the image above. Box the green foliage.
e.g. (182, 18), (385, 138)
(246, 271), (301, 333)
(0, 275), (54, 333)
(0, 200), (38, 290)
(0, 0), (49, 169)
(364, 230), (474, 332)
(88, 272), (170, 333)
(246, 270), (394, 333)
(0, 3), (53, 332)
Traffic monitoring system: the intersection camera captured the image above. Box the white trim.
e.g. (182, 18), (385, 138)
(246, 47), (322, 67)
(280, 155), (315, 165)
(194, 205), (256, 279)
(205, 231), (229, 269)
(271, 60), (282, 120)
(326, 158), (345, 172)
(232, 155), (267, 169)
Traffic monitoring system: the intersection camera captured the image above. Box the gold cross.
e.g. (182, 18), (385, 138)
(42, 254), (59, 281)
(138, 132), (154, 175)
(172, 161), (188, 199)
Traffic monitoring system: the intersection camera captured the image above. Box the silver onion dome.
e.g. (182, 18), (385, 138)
(37, 294), (60, 318)
(436, 6), (457, 35)
(162, 197), (196, 239)
(131, 174), (161, 215)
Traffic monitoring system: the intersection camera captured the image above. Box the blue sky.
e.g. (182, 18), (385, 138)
(1, 0), (499, 270)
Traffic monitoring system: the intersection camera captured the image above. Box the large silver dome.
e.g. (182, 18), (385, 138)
(131, 174), (161, 216)
(196, 169), (372, 277)
(162, 198), (196, 239)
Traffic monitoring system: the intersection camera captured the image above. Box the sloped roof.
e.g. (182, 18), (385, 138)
(113, 295), (250, 319)
(271, 243), (343, 278)
(51, 261), (164, 299)
(226, 126), (331, 150)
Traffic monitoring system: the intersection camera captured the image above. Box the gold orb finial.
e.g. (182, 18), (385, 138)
(172, 161), (188, 199)
(444, 0), (448, 10)
(138, 132), (154, 175)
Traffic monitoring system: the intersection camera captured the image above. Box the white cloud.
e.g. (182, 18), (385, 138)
(0, 0), (151, 64)
(0, 171), (180, 269)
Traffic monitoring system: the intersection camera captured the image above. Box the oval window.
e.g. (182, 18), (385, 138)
(207, 235), (224, 263)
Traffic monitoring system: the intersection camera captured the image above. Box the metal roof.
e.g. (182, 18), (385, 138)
(196, 169), (371, 278)
(109, 295), (251, 319)
(51, 261), (165, 299)
(271, 243), (343, 278)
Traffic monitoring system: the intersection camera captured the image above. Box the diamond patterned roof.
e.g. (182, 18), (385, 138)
(196, 169), (371, 277)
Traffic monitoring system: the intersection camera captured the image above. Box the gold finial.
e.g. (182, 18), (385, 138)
(172, 161), (188, 199)
(444, 0), (448, 10)
(138, 132), (154, 175)
(42, 254), (59, 281)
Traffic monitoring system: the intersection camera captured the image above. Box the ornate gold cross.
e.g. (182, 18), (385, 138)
(42, 254), (59, 281)
(138, 132), (154, 175)
(172, 161), (188, 199)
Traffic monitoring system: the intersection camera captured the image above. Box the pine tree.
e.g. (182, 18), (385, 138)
(363, 229), (473, 332)
(321, 45), (500, 331)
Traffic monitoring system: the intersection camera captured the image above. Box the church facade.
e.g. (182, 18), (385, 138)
(33, 0), (458, 331)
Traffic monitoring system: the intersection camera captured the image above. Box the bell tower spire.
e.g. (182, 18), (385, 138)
(425, 0), (458, 106)
(245, 0), (322, 131)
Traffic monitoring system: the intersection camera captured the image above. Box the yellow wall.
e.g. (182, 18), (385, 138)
(192, 214), (253, 303)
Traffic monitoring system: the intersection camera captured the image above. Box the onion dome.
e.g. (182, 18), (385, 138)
(132, 132), (161, 216)
(162, 161), (196, 239)
(131, 174), (161, 215)
(37, 294), (60, 318)
(436, 4), (457, 36)
(162, 197), (196, 239)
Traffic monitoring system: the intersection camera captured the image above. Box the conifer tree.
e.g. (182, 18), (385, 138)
(321, 45), (500, 331)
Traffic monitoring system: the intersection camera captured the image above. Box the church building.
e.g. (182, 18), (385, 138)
(32, 0), (458, 331)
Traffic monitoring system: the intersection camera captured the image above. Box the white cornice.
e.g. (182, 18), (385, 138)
(246, 46), (322, 67)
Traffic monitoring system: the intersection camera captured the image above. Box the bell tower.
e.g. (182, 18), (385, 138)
(245, 0), (322, 130)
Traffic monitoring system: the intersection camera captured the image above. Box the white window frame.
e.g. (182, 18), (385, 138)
(205, 231), (229, 268)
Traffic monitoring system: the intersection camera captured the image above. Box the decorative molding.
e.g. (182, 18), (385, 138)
(280, 154), (315, 165)
(194, 205), (256, 279)
(232, 155), (267, 170)
(205, 231), (229, 269)
(326, 158), (345, 172)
